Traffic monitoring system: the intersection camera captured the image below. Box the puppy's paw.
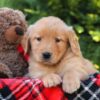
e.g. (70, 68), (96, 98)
(62, 76), (80, 94)
(42, 73), (62, 87)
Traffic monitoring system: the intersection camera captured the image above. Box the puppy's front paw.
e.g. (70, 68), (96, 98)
(63, 75), (80, 94)
(42, 73), (62, 87)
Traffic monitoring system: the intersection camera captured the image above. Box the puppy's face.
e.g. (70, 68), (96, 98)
(30, 27), (68, 65)
(22, 16), (81, 65)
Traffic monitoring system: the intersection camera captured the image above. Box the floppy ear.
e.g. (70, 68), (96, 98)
(67, 27), (82, 56)
(21, 25), (33, 54)
(21, 34), (31, 54)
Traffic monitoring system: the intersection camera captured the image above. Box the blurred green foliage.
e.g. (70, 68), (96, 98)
(0, 0), (100, 67)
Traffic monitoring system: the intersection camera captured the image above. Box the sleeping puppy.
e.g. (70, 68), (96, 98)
(22, 16), (97, 93)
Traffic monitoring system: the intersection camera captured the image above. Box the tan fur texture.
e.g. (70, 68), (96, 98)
(0, 8), (28, 77)
(22, 16), (97, 93)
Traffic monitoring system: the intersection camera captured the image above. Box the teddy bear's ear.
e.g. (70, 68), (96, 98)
(5, 25), (24, 43)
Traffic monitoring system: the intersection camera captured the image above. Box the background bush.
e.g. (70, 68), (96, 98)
(0, 0), (100, 69)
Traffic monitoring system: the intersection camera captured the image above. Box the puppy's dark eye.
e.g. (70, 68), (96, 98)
(36, 37), (41, 41)
(55, 38), (61, 43)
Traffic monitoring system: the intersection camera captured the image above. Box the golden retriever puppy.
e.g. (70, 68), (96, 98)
(22, 16), (97, 93)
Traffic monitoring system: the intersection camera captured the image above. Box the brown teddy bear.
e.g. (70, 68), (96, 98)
(0, 7), (28, 78)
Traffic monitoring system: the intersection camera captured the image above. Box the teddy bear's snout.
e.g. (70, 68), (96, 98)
(15, 26), (24, 36)
(5, 25), (25, 43)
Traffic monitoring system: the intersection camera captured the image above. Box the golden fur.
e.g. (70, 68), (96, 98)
(22, 16), (97, 93)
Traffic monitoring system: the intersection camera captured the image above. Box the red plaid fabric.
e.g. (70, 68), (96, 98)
(65, 73), (100, 100)
(0, 78), (67, 100)
(17, 44), (29, 61)
(0, 78), (42, 100)
(0, 73), (100, 100)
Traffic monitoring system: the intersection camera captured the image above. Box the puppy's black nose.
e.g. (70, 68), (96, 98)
(42, 52), (51, 60)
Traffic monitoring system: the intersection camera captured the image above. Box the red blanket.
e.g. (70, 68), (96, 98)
(0, 78), (68, 100)
(0, 74), (100, 100)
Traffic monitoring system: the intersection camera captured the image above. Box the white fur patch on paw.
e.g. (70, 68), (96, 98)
(42, 73), (62, 87)
(63, 75), (80, 93)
